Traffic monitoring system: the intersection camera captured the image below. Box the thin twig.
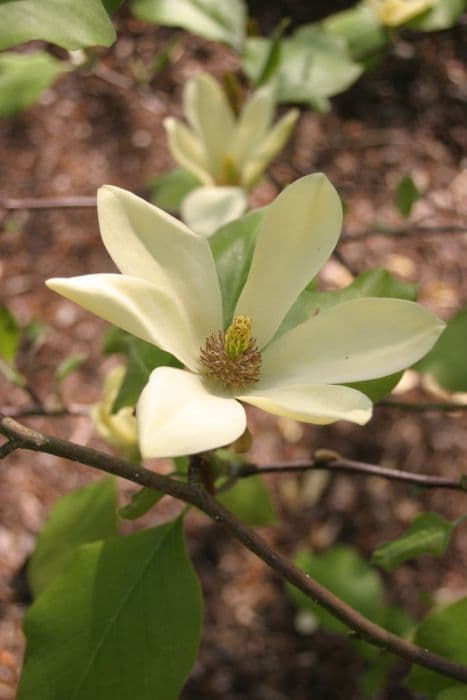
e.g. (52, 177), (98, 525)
(238, 456), (467, 493)
(380, 400), (467, 413)
(0, 196), (97, 211)
(0, 439), (18, 458)
(1, 405), (88, 418)
(1, 414), (467, 684)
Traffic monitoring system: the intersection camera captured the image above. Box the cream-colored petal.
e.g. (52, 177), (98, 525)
(230, 83), (276, 172)
(241, 109), (300, 189)
(235, 173), (342, 348)
(137, 367), (247, 458)
(260, 297), (445, 386)
(163, 117), (213, 185)
(97, 185), (223, 344)
(46, 274), (201, 371)
(183, 73), (236, 182)
(237, 382), (372, 425)
(181, 186), (247, 238)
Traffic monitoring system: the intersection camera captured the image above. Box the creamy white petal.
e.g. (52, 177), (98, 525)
(230, 83), (276, 173)
(241, 109), (300, 189)
(235, 173), (342, 348)
(97, 185), (223, 345)
(260, 297), (446, 386)
(46, 274), (202, 371)
(237, 383), (372, 425)
(137, 367), (247, 458)
(163, 117), (213, 185)
(181, 186), (247, 238)
(183, 73), (236, 181)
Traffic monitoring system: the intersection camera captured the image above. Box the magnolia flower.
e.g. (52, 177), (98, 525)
(47, 174), (444, 458)
(91, 365), (139, 460)
(164, 72), (299, 236)
(367, 0), (435, 26)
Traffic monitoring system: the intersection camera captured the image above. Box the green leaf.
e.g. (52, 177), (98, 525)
(0, 51), (64, 118)
(244, 26), (363, 109)
(101, 325), (133, 355)
(408, 597), (467, 697)
(0, 305), (20, 365)
(27, 478), (117, 598)
(322, 4), (387, 58)
(288, 546), (385, 633)
(396, 174), (420, 217)
(416, 307), (467, 392)
(436, 686), (467, 700)
(54, 353), (86, 383)
(102, 0), (125, 13)
(113, 337), (181, 411)
(0, 0), (117, 50)
(19, 520), (203, 700)
(118, 487), (163, 520)
(372, 512), (462, 572)
(254, 18), (289, 87)
(411, 0), (466, 31)
(210, 208), (265, 326)
(149, 168), (201, 211)
(130, 0), (247, 50)
(218, 476), (276, 526)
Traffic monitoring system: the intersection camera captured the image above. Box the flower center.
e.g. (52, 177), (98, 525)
(200, 315), (261, 389)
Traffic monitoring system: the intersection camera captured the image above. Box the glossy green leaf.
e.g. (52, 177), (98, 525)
(254, 18), (289, 87)
(19, 520), (203, 700)
(102, 0), (125, 12)
(130, 0), (247, 50)
(54, 353), (86, 383)
(372, 512), (462, 572)
(0, 305), (20, 364)
(149, 168), (201, 211)
(244, 26), (363, 109)
(288, 546), (385, 633)
(27, 478), (117, 598)
(210, 208), (265, 326)
(396, 174), (420, 217)
(408, 597), (467, 697)
(411, 0), (466, 30)
(0, 0), (117, 50)
(416, 307), (467, 392)
(113, 337), (181, 411)
(102, 325), (133, 355)
(118, 487), (163, 520)
(0, 51), (64, 117)
(322, 4), (387, 58)
(218, 475), (276, 526)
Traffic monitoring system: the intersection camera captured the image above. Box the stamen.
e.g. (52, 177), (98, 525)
(200, 315), (261, 389)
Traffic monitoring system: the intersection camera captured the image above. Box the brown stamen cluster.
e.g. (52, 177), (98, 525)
(200, 330), (261, 389)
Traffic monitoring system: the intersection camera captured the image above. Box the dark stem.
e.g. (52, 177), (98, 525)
(0, 195), (97, 210)
(1, 414), (467, 685)
(380, 400), (467, 413)
(238, 455), (467, 493)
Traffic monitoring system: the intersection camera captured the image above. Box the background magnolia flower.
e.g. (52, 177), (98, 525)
(47, 174), (445, 459)
(164, 72), (299, 236)
(91, 365), (139, 460)
(367, 0), (436, 25)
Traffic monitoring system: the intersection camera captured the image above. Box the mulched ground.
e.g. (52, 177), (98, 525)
(0, 7), (466, 699)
